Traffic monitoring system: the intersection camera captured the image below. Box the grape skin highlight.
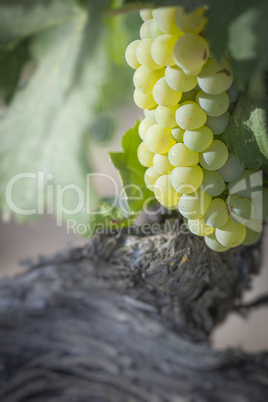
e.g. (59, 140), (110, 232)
(175, 101), (207, 130)
(171, 165), (203, 194)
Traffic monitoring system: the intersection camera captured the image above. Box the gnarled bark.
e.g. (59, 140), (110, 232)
(0, 220), (267, 401)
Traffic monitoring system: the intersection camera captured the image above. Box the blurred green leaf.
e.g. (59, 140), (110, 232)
(0, 42), (29, 102)
(0, 14), (112, 224)
(110, 121), (154, 215)
(222, 90), (268, 170)
(0, 0), (81, 50)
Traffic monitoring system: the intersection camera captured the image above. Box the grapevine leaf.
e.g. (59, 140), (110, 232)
(110, 121), (154, 215)
(0, 0), (81, 51)
(0, 15), (111, 224)
(0, 42), (29, 103)
(222, 90), (267, 170)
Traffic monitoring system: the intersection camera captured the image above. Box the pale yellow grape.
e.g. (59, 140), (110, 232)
(204, 198), (228, 228)
(205, 232), (229, 252)
(155, 105), (178, 128)
(183, 126), (213, 152)
(144, 167), (161, 191)
(136, 39), (163, 70)
(137, 141), (154, 167)
(188, 218), (215, 237)
(150, 19), (164, 38)
(152, 7), (184, 37)
(199, 140), (228, 170)
(215, 218), (246, 248)
(175, 101), (207, 130)
(197, 59), (233, 95)
(228, 170), (262, 199)
(145, 124), (175, 154)
(134, 89), (157, 109)
(242, 227), (262, 246)
(125, 40), (141, 69)
(153, 77), (182, 107)
(168, 143), (199, 167)
(140, 20), (152, 39)
(138, 118), (155, 140)
(165, 65), (197, 92)
(196, 90), (229, 117)
(171, 127), (185, 142)
(133, 66), (165, 94)
(154, 175), (181, 208)
(139, 8), (153, 21)
(151, 34), (178, 67)
(153, 153), (173, 174)
(200, 170), (226, 197)
(206, 111), (230, 135)
(178, 188), (212, 219)
(173, 34), (210, 74)
(183, 66), (203, 76)
(175, 6), (207, 34)
(144, 107), (157, 123)
(171, 165), (203, 194)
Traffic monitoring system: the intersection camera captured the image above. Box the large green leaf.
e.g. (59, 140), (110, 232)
(222, 90), (268, 170)
(0, 0), (81, 50)
(0, 14), (110, 225)
(110, 121), (154, 215)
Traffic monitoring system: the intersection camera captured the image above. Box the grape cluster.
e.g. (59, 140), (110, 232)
(125, 6), (263, 252)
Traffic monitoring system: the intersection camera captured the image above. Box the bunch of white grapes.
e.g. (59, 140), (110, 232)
(125, 6), (264, 252)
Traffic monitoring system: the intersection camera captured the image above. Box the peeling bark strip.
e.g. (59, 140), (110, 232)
(0, 220), (267, 401)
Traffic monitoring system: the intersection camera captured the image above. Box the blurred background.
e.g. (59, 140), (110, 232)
(0, 1), (268, 354)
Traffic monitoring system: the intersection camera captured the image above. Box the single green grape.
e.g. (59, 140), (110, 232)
(168, 143), (199, 167)
(152, 7), (184, 37)
(171, 165), (203, 194)
(153, 77), (182, 107)
(155, 105), (178, 129)
(205, 111), (230, 135)
(187, 217), (215, 237)
(134, 88), (157, 109)
(151, 34), (178, 67)
(199, 140), (228, 170)
(140, 20), (152, 39)
(165, 65), (197, 92)
(173, 33), (210, 75)
(204, 198), (228, 228)
(138, 118), (155, 140)
(133, 66), (165, 94)
(242, 227), (262, 246)
(196, 90), (229, 117)
(145, 124), (175, 154)
(217, 153), (245, 182)
(154, 174), (181, 207)
(153, 153), (173, 174)
(200, 169), (226, 197)
(125, 40), (141, 69)
(175, 101), (207, 130)
(144, 167), (161, 191)
(178, 188), (212, 219)
(197, 58), (233, 95)
(137, 141), (154, 167)
(227, 194), (254, 224)
(174, 6), (207, 34)
(183, 125), (213, 152)
(205, 232), (229, 252)
(171, 127), (185, 142)
(136, 39), (163, 70)
(215, 218), (246, 248)
(139, 8), (153, 21)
